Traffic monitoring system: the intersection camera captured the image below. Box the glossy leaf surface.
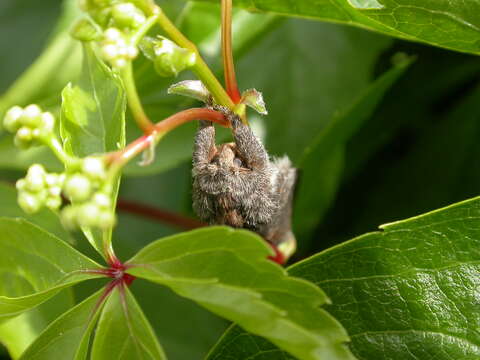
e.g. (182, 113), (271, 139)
(208, 196), (480, 359)
(0, 218), (101, 323)
(128, 227), (354, 360)
(91, 287), (166, 360)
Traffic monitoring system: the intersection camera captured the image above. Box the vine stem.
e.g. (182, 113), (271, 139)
(222, 0), (241, 103)
(152, 5), (236, 111)
(120, 62), (155, 133)
(106, 107), (228, 170)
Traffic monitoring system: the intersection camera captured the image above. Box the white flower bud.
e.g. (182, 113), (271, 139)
(61, 206), (78, 229)
(32, 128), (41, 138)
(98, 210), (116, 229)
(48, 186), (62, 197)
(93, 192), (111, 209)
(45, 174), (59, 187)
(25, 164), (46, 192)
(3, 106), (24, 132)
(102, 44), (119, 60)
(16, 179), (27, 191)
(78, 203), (101, 227)
(23, 104), (42, 127)
(16, 127), (32, 141)
(127, 45), (138, 59)
(116, 45), (129, 57)
(46, 197), (62, 211)
(64, 174), (92, 202)
(82, 157), (106, 180)
(18, 192), (42, 214)
(40, 112), (55, 132)
(132, 13), (146, 26)
(113, 58), (128, 68)
(104, 28), (122, 42)
(112, 3), (146, 28)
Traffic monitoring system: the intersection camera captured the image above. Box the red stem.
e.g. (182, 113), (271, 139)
(222, 0), (241, 103)
(107, 108), (228, 165)
(117, 199), (206, 230)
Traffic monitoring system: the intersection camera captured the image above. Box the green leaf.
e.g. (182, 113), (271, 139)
(60, 43), (126, 157)
(293, 55), (414, 245)
(127, 227), (355, 360)
(209, 196), (480, 359)
(60, 43), (126, 255)
(0, 290), (73, 359)
(237, 19), (391, 162)
(0, 182), (71, 243)
(19, 289), (104, 360)
(0, 218), (101, 322)
(198, 0), (480, 56)
(91, 286), (166, 360)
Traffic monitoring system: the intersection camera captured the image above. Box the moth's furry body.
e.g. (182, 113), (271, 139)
(192, 110), (296, 253)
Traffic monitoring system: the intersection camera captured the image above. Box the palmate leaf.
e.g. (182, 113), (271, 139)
(60, 43), (126, 158)
(198, 0), (480, 56)
(60, 43), (126, 255)
(19, 289), (104, 360)
(127, 227), (355, 360)
(207, 196), (480, 359)
(0, 218), (101, 323)
(91, 287), (166, 360)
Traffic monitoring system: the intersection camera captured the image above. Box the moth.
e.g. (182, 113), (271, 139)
(192, 107), (297, 262)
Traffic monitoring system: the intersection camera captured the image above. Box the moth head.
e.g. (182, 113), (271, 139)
(212, 143), (246, 170)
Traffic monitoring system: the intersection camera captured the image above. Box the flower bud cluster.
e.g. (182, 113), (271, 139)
(60, 157), (116, 230)
(16, 165), (65, 214)
(79, 0), (147, 30)
(3, 105), (55, 149)
(140, 36), (196, 77)
(111, 2), (146, 29)
(101, 27), (138, 68)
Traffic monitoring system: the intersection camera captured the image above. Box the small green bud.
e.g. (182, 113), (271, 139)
(15, 125), (41, 149)
(22, 104), (42, 127)
(93, 192), (111, 209)
(16, 127), (32, 141)
(45, 173), (61, 187)
(61, 205), (78, 229)
(98, 210), (116, 229)
(45, 196), (62, 211)
(104, 27), (122, 42)
(82, 157), (106, 180)
(48, 185), (62, 197)
(78, 203), (101, 227)
(71, 18), (102, 42)
(101, 44), (119, 60)
(40, 112), (55, 132)
(240, 88), (268, 115)
(168, 80), (211, 103)
(16, 179), (27, 191)
(111, 2), (146, 29)
(3, 106), (24, 132)
(18, 192), (42, 214)
(154, 38), (196, 77)
(64, 174), (92, 202)
(25, 164), (46, 192)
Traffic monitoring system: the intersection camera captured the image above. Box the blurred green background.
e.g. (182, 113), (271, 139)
(1, 0), (480, 358)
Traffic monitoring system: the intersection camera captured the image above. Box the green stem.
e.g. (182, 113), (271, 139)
(131, 14), (159, 46)
(155, 6), (235, 110)
(120, 62), (154, 133)
(43, 136), (77, 166)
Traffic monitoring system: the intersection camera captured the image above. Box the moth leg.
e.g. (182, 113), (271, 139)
(193, 120), (216, 166)
(229, 115), (268, 170)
